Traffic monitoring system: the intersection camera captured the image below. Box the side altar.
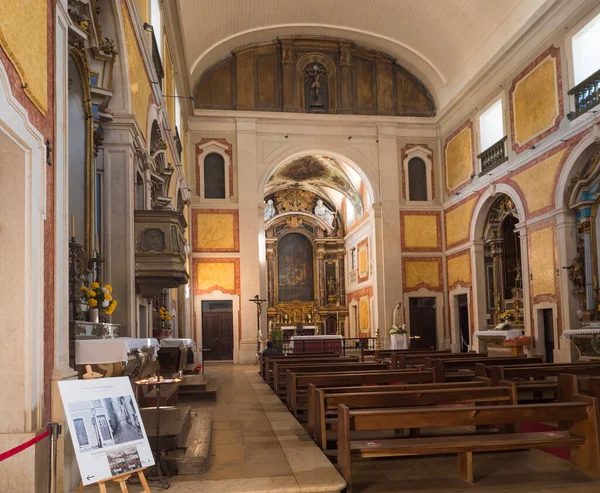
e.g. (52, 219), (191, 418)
(562, 324), (600, 361)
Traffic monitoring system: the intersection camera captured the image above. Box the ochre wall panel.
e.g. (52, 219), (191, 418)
(193, 209), (239, 252)
(511, 148), (566, 216)
(447, 252), (471, 289)
(354, 57), (375, 111)
(196, 262), (236, 293)
(529, 226), (555, 297)
(122, 3), (152, 139)
(0, 0), (48, 113)
(405, 260), (440, 290)
(359, 296), (370, 335)
(445, 122), (473, 193)
(510, 47), (562, 153)
(135, 0), (148, 21)
(403, 214), (439, 250)
(445, 197), (478, 248)
(255, 52), (278, 108)
(236, 50), (255, 110)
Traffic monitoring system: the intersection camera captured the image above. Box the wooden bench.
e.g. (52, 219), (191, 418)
(312, 383), (516, 450)
(265, 356), (358, 386)
(429, 356), (543, 383)
(273, 361), (388, 396)
(260, 352), (335, 378)
(337, 397), (600, 492)
(490, 363), (600, 386)
(286, 369), (433, 417)
(392, 351), (487, 369)
(359, 348), (450, 362)
(306, 380), (490, 439)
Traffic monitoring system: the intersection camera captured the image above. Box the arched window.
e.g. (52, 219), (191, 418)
(203, 153), (226, 199)
(408, 157), (428, 201)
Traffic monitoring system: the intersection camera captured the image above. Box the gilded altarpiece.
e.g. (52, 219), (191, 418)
(265, 189), (348, 336)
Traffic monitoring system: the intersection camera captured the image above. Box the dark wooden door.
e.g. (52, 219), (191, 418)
(457, 294), (470, 353)
(409, 297), (437, 349)
(202, 301), (233, 361)
(542, 308), (554, 363)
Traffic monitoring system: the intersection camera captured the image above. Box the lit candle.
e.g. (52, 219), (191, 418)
(71, 215), (75, 238)
(95, 234), (100, 255)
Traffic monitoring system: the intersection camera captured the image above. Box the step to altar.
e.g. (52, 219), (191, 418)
(178, 374), (218, 402)
(140, 406), (212, 475)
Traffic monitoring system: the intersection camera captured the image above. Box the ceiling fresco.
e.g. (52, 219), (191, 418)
(265, 155), (364, 216)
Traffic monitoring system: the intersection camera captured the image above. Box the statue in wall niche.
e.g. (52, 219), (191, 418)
(567, 255), (586, 291)
(314, 199), (335, 228)
(327, 277), (337, 296)
(264, 199), (276, 221)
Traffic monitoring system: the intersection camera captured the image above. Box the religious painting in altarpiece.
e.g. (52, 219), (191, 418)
(277, 233), (314, 302)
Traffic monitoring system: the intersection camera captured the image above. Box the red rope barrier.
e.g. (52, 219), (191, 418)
(0, 429), (51, 462)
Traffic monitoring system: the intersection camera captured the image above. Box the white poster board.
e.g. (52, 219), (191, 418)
(58, 377), (154, 485)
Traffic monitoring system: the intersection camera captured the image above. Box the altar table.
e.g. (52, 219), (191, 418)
(290, 335), (343, 355)
(75, 337), (160, 364)
(159, 338), (195, 349)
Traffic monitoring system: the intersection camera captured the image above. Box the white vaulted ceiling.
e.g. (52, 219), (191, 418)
(175, 0), (555, 110)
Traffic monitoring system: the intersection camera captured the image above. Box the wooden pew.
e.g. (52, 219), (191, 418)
(336, 397), (600, 492)
(490, 362), (600, 386)
(392, 351), (487, 369)
(260, 352), (336, 379)
(306, 380), (490, 439)
(264, 356), (358, 386)
(286, 369), (433, 417)
(312, 383), (516, 450)
(273, 362), (389, 396)
(430, 356), (543, 383)
(359, 348), (450, 362)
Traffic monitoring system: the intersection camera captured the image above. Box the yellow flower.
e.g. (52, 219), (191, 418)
(79, 286), (87, 292)
(105, 284), (113, 292)
(88, 290), (96, 297)
(88, 298), (98, 307)
(104, 293), (112, 301)
(91, 282), (100, 289)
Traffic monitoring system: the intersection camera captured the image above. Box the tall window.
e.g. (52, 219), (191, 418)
(572, 12), (600, 84)
(408, 157), (428, 201)
(350, 248), (357, 271)
(174, 88), (181, 130)
(150, 0), (162, 58)
(203, 153), (226, 199)
(479, 99), (504, 152)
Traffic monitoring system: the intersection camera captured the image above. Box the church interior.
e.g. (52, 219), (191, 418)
(3, 0), (600, 492)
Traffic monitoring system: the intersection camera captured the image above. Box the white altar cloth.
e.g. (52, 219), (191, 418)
(390, 333), (409, 350)
(562, 329), (600, 338)
(160, 338), (194, 349)
(75, 338), (160, 364)
(474, 329), (523, 340)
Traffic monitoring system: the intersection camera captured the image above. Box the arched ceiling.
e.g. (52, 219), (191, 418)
(265, 155), (365, 217)
(175, 0), (554, 110)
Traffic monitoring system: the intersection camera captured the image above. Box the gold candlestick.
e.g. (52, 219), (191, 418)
(71, 215), (75, 238)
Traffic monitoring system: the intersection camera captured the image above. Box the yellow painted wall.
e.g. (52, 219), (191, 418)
(358, 242), (369, 279)
(195, 213), (235, 250)
(135, 0), (149, 21)
(445, 126), (472, 191)
(196, 262), (235, 292)
(511, 148), (566, 215)
(513, 57), (558, 146)
(359, 296), (370, 335)
(405, 261), (440, 289)
(404, 215), (438, 249)
(0, 0), (48, 113)
(447, 253), (471, 287)
(122, 3), (152, 139)
(529, 227), (555, 296)
(445, 197), (478, 247)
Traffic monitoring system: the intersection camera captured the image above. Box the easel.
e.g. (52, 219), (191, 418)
(78, 468), (151, 492)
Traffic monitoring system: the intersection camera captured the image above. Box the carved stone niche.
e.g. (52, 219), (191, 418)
(134, 210), (189, 297)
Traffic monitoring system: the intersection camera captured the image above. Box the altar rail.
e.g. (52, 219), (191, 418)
(277, 337), (376, 357)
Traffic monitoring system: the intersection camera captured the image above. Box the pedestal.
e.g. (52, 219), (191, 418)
(390, 333), (408, 350)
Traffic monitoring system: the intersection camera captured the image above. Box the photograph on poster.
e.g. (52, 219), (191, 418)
(68, 395), (143, 452)
(58, 377), (154, 485)
(107, 446), (143, 476)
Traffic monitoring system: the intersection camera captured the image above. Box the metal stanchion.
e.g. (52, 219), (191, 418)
(47, 422), (62, 493)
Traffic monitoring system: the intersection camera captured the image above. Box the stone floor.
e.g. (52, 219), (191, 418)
(93, 363), (600, 493)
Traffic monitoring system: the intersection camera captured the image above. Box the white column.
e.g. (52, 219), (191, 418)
(102, 122), (137, 335)
(374, 124), (402, 337)
(470, 240), (486, 351)
(556, 211), (578, 353)
(236, 118), (261, 363)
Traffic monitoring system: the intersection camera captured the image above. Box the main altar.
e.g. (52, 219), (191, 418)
(264, 187), (349, 341)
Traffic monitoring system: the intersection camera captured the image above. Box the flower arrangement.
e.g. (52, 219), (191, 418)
(80, 282), (117, 315)
(498, 310), (514, 322)
(158, 306), (173, 322)
(389, 324), (407, 335)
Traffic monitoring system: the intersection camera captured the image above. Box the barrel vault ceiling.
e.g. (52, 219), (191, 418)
(174, 0), (557, 111)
